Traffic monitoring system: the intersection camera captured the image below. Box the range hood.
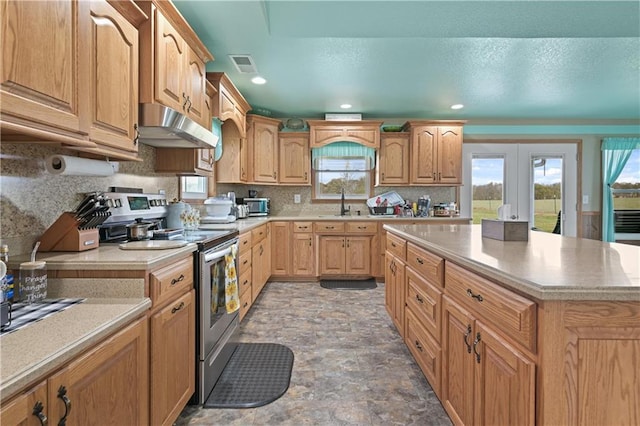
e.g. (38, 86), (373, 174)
(137, 103), (219, 149)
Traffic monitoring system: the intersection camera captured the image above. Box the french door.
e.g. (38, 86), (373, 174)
(461, 143), (578, 237)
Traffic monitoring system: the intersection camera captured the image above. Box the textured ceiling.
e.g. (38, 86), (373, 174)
(173, 1), (640, 121)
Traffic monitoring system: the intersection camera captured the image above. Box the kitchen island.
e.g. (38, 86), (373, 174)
(384, 223), (639, 426)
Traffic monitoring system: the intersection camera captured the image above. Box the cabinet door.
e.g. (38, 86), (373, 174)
(292, 233), (315, 276)
(1, 0), (82, 133)
(84, 0), (139, 153)
(150, 290), (195, 426)
(393, 257), (406, 334)
(185, 47), (207, 127)
(47, 318), (148, 426)
(410, 126), (438, 184)
(473, 321), (535, 426)
(437, 126), (463, 184)
(442, 296), (475, 426)
(379, 134), (410, 185)
(251, 241), (264, 302)
(271, 222), (290, 275)
(279, 134), (310, 184)
(345, 236), (371, 275)
(384, 253), (395, 318)
(318, 236), (346, 275)
(262, 225), (272, 286)
(216, 120), (247, 183)
(154, 10), (184, 112)
(252, 121), (279, 183)
(0, 381), (48, 426)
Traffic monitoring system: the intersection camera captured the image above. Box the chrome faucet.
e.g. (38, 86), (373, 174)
(340, 188), (351, 216)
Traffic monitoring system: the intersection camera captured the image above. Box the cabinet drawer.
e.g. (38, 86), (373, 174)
(238, 251), (252, 276)
(251, 225), (267, 244)
(150, 256), (194, 309)
(239, 232), (252, 253)
(406, 243), (444, 288)
(405, 309), (441, 397)
(406, 267), (442, 343)
(239, 269), (252, 297)
(314, 222), (345, 233)
(292, 222), (313, 233)
(445, 262), (537, 352)
(345, 221), (377, 233)
(239, 289), (252, 322)
(385, 232), (406, 259)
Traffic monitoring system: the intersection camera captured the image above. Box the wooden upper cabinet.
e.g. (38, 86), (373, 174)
(138, 1), (213, 129)
(307, 120), (384, 149)
(153, 10), (185, 113)
(378, 133), (410, 185)
(84, 0), (139, 154)
(185, 47), (206, 126)
(248, 114), (280, 184)
(279, 132), (310, 184)
(1, 0), (83, 134)
(405, 121), (465, 185)
(206, 72), (251, 138)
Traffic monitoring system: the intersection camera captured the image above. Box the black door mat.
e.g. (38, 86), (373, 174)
(203, 343), (294, 409)
(320, 278), (377, 290)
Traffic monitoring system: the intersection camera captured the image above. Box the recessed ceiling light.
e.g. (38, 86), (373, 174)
(340, 104), (352, 109)
(251, 76), (267, 85)
(451, 104), (464, 110)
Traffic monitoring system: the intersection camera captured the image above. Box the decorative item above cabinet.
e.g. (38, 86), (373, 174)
(307, 120), (384, 149)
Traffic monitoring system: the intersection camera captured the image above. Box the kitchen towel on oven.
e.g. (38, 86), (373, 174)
(224, 245), (239, 313)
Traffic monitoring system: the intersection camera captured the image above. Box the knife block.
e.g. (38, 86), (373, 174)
(40, 212), (99, 252)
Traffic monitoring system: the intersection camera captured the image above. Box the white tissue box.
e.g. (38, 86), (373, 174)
(481, 219), (529, 241)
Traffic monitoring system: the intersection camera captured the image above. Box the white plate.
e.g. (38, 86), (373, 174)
(119, 240), (188, 250)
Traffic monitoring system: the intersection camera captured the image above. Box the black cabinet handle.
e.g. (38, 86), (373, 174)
(133, 123), (139, 146)
(466, 288), (484, 302)
(391, 242), (397, 247)
(32, 401), (48, 426)
(415, 294), (424, 304)
(416, 257), (424, 265)
(171, 274), (185, 286)
(171, 302), (185, 314)
(415, 340), (423, 352)
(463, 325), (472, 353)
(473, 332), (482, 363)
(57, 385), (71, 426)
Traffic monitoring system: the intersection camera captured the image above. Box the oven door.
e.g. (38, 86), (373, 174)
(199, 238), (239, 360)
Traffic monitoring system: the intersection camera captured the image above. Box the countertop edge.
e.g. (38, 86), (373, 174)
(384, 225), (640, 302)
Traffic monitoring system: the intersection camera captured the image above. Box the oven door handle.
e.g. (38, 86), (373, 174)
(204, 246), (234, 263)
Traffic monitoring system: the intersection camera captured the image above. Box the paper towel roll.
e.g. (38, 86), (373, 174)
(46, 155), (115, 176)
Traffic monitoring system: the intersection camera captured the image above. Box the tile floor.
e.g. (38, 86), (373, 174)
(176, 281), (452, 426)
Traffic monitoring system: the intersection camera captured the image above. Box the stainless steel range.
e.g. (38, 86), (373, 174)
(97, 191), (240, 405)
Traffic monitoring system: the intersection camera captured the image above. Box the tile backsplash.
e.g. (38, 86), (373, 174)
(0, 143), (178, 255)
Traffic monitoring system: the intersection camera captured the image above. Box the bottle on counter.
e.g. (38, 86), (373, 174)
(0, 245), (15, 302)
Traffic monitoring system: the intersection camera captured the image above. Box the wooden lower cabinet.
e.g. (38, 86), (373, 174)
(271, 221), (290, 276)
(251, 224), (271, 302)
(318, 236), (371, 276)
(291, 232), (315, 276)
(48, 317), (149, 425)
(442, 295), (535, 426)
(150, 289), (195, 426)
(384, 251), (405, 335)
(0, 382), (48, 426)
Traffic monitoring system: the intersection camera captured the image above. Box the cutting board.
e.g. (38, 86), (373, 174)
(119, 240), (188, 250)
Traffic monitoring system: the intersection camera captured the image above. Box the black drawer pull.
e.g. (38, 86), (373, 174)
(466, 289), (484, 302)
(416, 257), (424, 265)
(415, 294), (424, 303)
(57, 386), (71, 426)
(171, 302), (185, 314)
(391, 242), (397, 247)
(171, 274), (185, 285)
(32, 401), (47, 425)
(415, 340), (423, 352)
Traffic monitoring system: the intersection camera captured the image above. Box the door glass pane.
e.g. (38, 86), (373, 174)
(471, 156), (504, 224)
(532, 157), (563, 233)
(611, 149), (640, 210)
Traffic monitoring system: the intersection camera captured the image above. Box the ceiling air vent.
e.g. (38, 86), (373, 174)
(228, 54), (258, 74)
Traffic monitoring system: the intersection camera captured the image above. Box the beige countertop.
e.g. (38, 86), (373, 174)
(385, 224), (640, 302)
(1, 296), (150, 401)
(9, 243), (197, 271)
